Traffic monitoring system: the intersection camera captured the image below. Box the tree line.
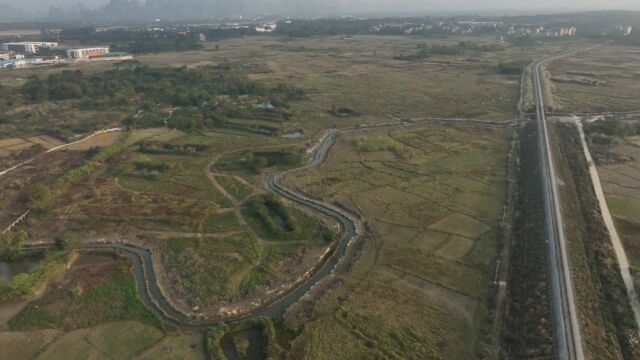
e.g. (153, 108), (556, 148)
(11, 65), (304, 133)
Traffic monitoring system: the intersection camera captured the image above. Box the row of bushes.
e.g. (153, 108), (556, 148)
(57, 141), (126, 189)
(137, 143), (209, 155)
(585, 119), (640, 138)
(395, 42), (504, 61)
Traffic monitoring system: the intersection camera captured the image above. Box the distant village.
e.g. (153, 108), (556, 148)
(369, 20), (633, 39)
(0, 41), (131, 70)
(0, 16), (635, 70)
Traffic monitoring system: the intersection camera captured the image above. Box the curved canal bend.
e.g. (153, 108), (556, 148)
(23, 129), (361, 330)
(21, 119), (515, 329)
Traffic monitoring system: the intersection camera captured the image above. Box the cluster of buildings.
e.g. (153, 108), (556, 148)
(0, 41), (113, 70)
(255, 23), (277, 33)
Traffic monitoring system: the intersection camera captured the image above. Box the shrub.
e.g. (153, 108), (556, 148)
(26, 183), (53, 211)
(54, 230), (82, 251)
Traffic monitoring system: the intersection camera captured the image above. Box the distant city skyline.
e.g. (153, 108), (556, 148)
(9, 0), (640, 11)
(2, 0), (640, 20)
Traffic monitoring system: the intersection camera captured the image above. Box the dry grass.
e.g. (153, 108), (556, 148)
(548, 45), (640, 113)
(285, 123), (509, 358)
(134, 333), (206, 360)
(597, 137), (640, 270)
(0, 329), (62, 360)
(35, 321), (163, 360)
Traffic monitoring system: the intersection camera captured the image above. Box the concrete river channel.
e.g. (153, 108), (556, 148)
(14, 128), (361, 330)
(11, 119), (515, 330)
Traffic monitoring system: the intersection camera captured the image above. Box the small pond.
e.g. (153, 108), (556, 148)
(0, 257), (41, 280)
(221, 327), (265, 360)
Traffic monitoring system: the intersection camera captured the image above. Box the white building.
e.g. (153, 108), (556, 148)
(255, 23), (277, 33)
(66, 47), (110, 60)
(624, 26), (633, 36)
(1, 42), (58, 54)
(559, 27), (577, 37)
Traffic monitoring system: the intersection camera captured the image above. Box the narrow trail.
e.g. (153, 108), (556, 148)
(575, 119), (640, 332)
(0, 127), (124, 177)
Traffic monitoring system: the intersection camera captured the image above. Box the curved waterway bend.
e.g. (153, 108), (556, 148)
(21, 129), (360, 329)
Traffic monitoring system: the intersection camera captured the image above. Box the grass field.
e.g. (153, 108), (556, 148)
(8, 255), (164, 332)
(160, 226), (327, 310)
(548, 46), (640, 113)
(0, 329), (62, 360)
(136, 333), (206, 360)
(285, 123), (509, 359)
(595, 134), (640, 271)
(35, 321), (163, 360)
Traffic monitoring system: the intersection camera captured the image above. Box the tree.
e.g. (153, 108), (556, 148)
(0, 230), (27, 261)
(22, 76), (47, 101)
(54, 230), (81, 251)
(26, 183), (53, 211)
(9, 273), (33, 295)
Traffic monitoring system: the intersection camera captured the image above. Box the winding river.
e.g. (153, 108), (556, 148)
(21, 129), (361, 329)
(17, 118), (515, 329)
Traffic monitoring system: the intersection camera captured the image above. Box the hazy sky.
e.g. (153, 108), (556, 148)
(10, 0), (640, 13)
